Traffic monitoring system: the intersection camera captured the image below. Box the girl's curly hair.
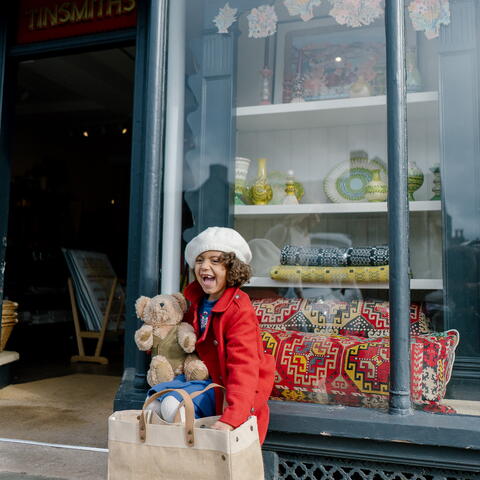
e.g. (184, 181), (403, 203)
(220, 252), (252, 287)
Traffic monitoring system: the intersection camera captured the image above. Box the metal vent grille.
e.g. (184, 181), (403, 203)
(277, 454), (480, 480)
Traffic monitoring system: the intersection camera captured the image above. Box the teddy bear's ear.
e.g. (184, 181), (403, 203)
(135, 296), (150, 318)
(171, 292), (188, 313)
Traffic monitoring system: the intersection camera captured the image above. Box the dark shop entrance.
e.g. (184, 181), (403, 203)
(3, 46), (135, 383)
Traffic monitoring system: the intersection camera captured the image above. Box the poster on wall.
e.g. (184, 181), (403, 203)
(62, 248), (123, 331)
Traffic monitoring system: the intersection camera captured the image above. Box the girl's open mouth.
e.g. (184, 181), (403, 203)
(202, 275), (216, 288)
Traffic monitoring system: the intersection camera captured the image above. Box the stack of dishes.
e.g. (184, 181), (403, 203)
(1, 300), (18, 351)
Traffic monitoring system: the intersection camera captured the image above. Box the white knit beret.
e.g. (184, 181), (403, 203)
(185, 227), (252, 268)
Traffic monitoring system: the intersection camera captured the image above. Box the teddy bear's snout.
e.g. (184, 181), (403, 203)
(153, 303), (167, 317)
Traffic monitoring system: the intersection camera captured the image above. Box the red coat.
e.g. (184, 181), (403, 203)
(184, 281), (275, 444)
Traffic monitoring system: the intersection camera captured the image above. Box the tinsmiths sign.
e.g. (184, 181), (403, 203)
(17, 0), (137, 44)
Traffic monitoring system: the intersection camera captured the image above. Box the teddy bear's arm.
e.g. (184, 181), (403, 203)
(134, 324), (154, 351)
(177, 322), (197, 354)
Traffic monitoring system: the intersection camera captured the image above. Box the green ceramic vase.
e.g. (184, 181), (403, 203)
(407, 161), (424, 201)
(364, 169), (387, 202)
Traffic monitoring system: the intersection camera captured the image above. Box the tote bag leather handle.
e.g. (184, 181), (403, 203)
(141, 388), (196, 446)
(173, 383), (226, 423)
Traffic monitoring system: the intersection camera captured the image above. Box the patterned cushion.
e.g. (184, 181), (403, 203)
(252, 298), (431, 337)
(270, 265), (389, 283)
(261, 329), (459, 408)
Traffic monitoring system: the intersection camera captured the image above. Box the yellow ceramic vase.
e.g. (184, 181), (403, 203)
(250, 158), (273, 205)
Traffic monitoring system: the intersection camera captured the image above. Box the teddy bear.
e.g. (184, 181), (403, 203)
(134, 292), (209, 387)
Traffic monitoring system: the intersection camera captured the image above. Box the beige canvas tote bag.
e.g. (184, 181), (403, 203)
(108, 385), (264, 480)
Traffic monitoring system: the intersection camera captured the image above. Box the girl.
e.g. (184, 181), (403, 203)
(183, 226), (275, 444)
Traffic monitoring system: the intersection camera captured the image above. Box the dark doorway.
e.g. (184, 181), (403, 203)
(3, 47), (135, 382)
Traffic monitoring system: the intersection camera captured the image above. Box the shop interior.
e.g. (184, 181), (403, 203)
(3, 46), (135, 383)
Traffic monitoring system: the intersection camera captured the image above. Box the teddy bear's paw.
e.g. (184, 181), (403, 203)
(147, 370), (173, 387)
(181, 334), (196, 354)
(184, 359), (209, 381)
(177, 323), (197, 353)
(134, 325), (153, 350)
(147, 355), (175, 386)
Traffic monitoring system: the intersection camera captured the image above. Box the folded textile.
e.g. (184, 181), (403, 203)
(252, 297), (431, 336)
(270, 265), (389, 283)
(280, 245), (389, 267)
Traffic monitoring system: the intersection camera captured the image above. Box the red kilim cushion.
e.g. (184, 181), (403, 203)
(261, 328), (459, 408)
(252, 298), (430, 337)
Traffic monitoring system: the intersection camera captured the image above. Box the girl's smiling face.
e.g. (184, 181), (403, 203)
(194, 250), (228, 301)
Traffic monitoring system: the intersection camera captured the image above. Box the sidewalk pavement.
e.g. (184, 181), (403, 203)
(0, 440), (107, 480)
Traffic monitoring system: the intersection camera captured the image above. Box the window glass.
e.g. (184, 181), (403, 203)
(413, 0), (480, 417)
(182, 0), (479, 416)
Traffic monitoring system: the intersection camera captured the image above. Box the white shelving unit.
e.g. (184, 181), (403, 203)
(236, 92), (438, 131)
(235, 92), (442, 291)
(246, 277), (443, 291)
(235, 200), (441, 217)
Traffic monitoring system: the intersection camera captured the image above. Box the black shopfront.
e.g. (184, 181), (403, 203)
(1, 1), (480, 478)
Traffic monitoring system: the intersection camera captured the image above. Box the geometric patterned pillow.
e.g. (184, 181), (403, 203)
(260, 328), (459, 408)
(253, 298), (431, 337)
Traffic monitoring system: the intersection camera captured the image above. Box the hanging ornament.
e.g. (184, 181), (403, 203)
(329, 0), (384, 28)
(213, 2), (238, 34)
(283, 0), (322, 22)
(247, 5), (278, 38)
(408, 0), (450, 40)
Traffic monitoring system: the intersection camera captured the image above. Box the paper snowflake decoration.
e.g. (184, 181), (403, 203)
(283, 0), (322, 22)
(213, 2), (238, 34)
(408, 0), (450, 39)
(329, 0), (384, 28)
(247, 5), (278, 38)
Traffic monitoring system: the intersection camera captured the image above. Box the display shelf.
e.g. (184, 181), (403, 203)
(235, 200), (441, 217)
(245, 277), (443, 290)
(236, 91), (438, 131)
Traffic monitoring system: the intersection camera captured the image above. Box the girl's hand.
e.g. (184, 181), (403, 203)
(211, 420), (233, 431)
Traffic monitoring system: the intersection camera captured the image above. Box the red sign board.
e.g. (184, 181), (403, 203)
(17, 0), (137, 44)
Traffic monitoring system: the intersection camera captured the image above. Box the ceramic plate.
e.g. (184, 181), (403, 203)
(324, 159), (387, 203)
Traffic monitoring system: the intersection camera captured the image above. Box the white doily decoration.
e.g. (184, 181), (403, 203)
(213, 2), (238, 34)
(408, 0), (450, 39)
(329, 0), (384, 28)
(247, 4), (278, 38)
(283, 0), (322, 22)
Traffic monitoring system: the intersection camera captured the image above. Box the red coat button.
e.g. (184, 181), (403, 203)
(213, 339), (219, 346)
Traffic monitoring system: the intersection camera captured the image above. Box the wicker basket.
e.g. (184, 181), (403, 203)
(1, 301), (18, 352)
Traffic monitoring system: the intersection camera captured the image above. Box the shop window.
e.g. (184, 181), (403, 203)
(180, 0), (480, 417)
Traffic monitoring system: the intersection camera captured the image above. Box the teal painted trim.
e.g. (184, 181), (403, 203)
(114, 367), (149, 410)
(123, 0), (148, 371)
(8, 28), (136, 58)
(267, 400), (480, 453)
(132, 0), (168, 390)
